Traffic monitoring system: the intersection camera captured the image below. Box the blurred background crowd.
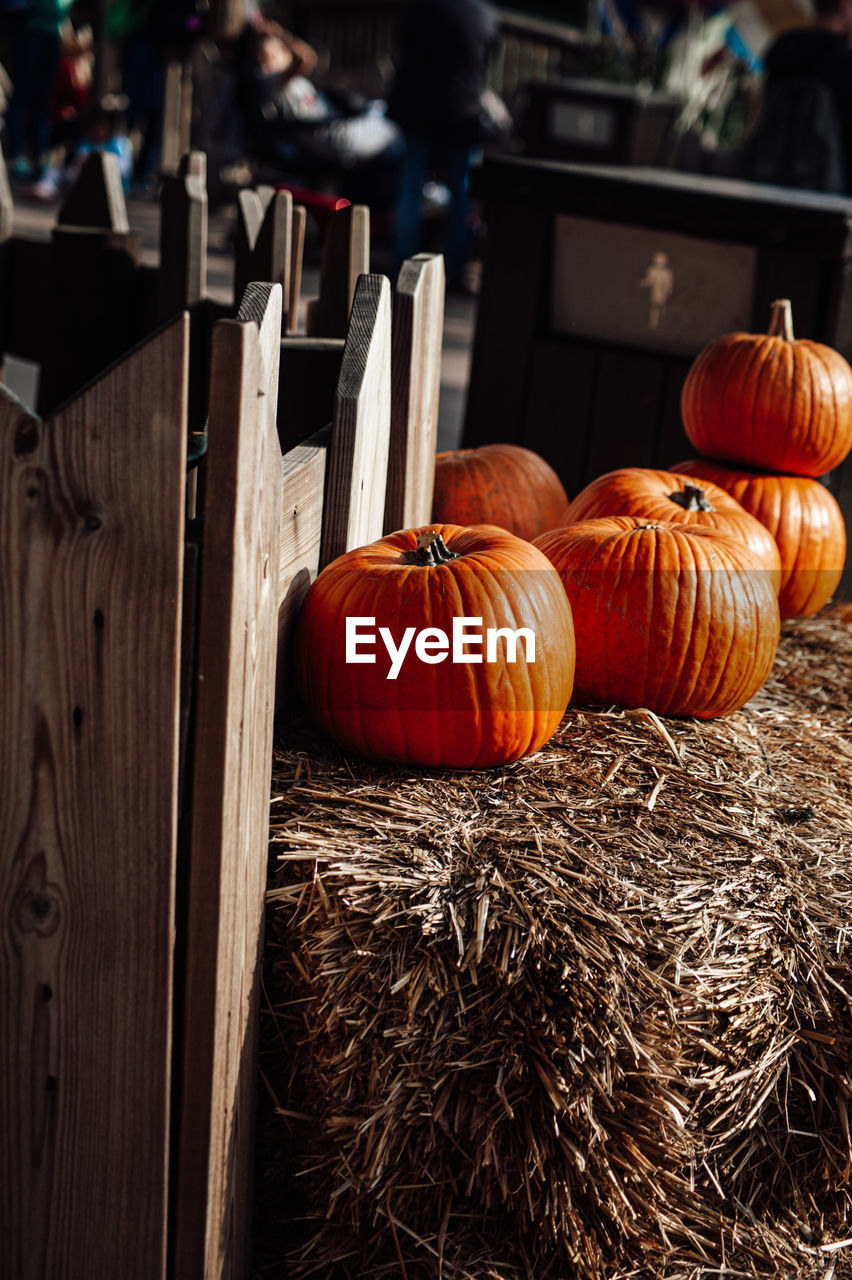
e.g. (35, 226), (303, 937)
(0, 0), (850, 291)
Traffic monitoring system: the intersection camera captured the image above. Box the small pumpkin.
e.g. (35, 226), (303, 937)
(295, 524), (575, 769)
(534, 517), (780, 719)
(681, 299), (852, 477)
(558, 467), (782, 587)
(432, 444), (568, 542)
(674, 459), (847, 619)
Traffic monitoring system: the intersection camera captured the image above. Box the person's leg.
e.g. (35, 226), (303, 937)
(392, 133), (430, 274)
(441, 142), (474, 289)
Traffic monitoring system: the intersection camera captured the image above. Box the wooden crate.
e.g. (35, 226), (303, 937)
(0, 151), (445, 1280)
(463, 153), (852, 595)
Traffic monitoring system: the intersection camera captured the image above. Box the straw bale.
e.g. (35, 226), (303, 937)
(258, 608), (852, 1279)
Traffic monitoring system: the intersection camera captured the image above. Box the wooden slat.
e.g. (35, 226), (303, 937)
(523, 339), (599, 497)
(2, 236), (51, 362)
(0, 316), (189, 1280)
(159, 151), (208, 322)
(234, 188), (292, 329)
(277, 335), (344, 451)
(320, 272), (392, 566)
(161, 60), (185, 177)
(276, 424), (330, 712)
(175, 282), (283, 1280)
(384, 253), (445, 532)
(0, 141), (12, 242)
(57, 150), (129, 232)
(306, 203), (370, 338)
(287, 203), (307, 334)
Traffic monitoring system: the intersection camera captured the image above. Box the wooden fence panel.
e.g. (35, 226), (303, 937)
(175, 283), (283, 1280)
(0, 316), (189, 1280)
(384, 253), (445, 532)
(320, 272), (392, 566)
(159, 150), (208, 322)
(234, 187), (292, 330)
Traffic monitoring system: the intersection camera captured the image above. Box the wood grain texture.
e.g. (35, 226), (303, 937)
(307, 203), (370, 338)
(57, 150), (129, 232)
(276, 424), (330, 712)
(0, 316), (189, 1280)
(287, 204), (307, 334)
(159, 151), (208, 322)
(384, 253), (445, 533)
(320, 273), (392, 567)
(175, 283), (283, 1280)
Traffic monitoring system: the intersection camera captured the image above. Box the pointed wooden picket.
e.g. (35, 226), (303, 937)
(306, 202), (370, 338)
(159, 150), (208, 321)
(57, 149), (129, 232)
(234, 186), (292, 329)
(175, 283), (284, 1280)
(320, 272), (392, 566)
(385, 253), (446, 532)
(0, 316), (189, 1280)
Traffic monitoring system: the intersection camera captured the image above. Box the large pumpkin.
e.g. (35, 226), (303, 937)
(295, 524), (575, 769)
(534, 517), (780, 719)
(681, 299), (852, 476)
(432, 444), (568, 542)
(674, 459), (847, 619)
(559, 467), (782, 586)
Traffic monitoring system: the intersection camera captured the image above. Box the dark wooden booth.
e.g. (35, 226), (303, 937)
(463, 154), (852, 592)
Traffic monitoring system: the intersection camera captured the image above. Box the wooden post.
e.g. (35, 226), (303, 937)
(38, 154), (142, 416)
(320, 273), (392, 566)
(233, 187), (292, 330)
(287, 203), (307, 334)
(174, 283), (283, 1280)
(159, 150), (208, 322)
(306, 203), (370, 338)
(384, 254), (445, 533)
(0, 143), (14, 367)
(0, 317), (190, 1280)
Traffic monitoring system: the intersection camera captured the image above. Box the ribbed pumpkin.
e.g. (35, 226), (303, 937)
(295, 524), (575, 769)
(432, 444), (568, 542)
(681, 299), (852, 476)
(534, 517), (780, 719)
(559, 467), (782, 587)
(674, 459), (847, 619)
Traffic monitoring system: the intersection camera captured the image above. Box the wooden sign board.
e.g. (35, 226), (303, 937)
(552, 214), (757, 356)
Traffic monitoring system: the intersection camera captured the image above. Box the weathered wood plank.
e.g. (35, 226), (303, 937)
(0, 316), (189, 1280)
(175, 282), (283, 1280)
(57, 150), (129, 232)
(276, 424), (330, 712)
(306, 202), (370, 338)
(159, 151), (208, 322)
(384, 253), (445, 533)
(287, 203), (307, 334)
(234, 187), (292, 329)
(320, 273), (392, 567)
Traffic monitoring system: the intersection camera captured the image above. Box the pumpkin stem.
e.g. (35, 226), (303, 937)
(668, 482), (715, 512)
(767, 298), (794, 341)
(403, 530), (461, 566)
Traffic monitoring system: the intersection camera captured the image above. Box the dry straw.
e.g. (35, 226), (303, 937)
(259, 609), (852, 1279)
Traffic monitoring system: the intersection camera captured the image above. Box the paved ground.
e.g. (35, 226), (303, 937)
(4, 184), (476, 450)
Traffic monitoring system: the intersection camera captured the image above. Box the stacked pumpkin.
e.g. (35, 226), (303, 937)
(676, 298), (851, 619)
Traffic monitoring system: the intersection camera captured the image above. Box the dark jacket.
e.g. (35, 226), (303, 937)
(387, 0), (498, 144)
(763, 27), (852, 188)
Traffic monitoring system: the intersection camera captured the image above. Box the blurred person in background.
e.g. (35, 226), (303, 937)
(3, 0), (75, 181)
(30, 19), (93, 198)
(387, 0), (499, 295)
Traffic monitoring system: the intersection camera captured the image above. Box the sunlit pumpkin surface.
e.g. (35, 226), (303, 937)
(295, 524), (575, 769)
(535, 517), (780, 719)
(432, 444), (568, 542)
(675, 459), (847, 619)
(559, 467), (782, 588)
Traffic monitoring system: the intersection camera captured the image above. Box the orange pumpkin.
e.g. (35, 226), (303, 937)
(681, 299), (852, 477)
(534, 517), (780, 719)
(295, 524), (575, 769)
(432, 444), (568, 542)
(674, 459), (846, 619)
(559, 467), (782, 587)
